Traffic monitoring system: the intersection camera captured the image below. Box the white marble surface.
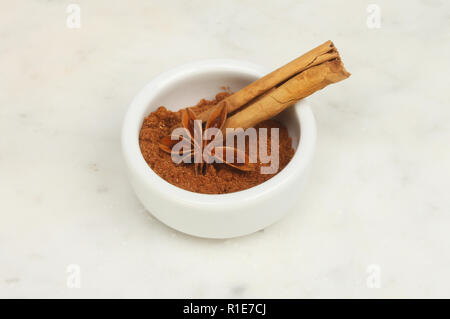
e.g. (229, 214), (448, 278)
(1, 0), (450, 298)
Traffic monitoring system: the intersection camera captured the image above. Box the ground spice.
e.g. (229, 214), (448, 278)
(139, 92), (295, 194)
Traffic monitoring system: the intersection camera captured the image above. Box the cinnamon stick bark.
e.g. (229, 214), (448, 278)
(224, 58), (350, 129)
(197, 40), (342, 122)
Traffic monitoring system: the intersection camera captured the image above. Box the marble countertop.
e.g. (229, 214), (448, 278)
(1, 0), (449, 298)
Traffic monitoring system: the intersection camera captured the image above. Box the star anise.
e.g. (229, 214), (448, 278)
(159, 103), (255, 174)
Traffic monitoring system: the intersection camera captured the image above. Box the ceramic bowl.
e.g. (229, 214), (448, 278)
(122, 59), (316, 238)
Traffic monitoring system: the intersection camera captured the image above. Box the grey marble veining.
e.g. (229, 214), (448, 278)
(1, 0), (449, 298)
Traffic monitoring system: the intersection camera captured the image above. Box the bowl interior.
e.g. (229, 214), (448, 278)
(140, 64), (301, 150)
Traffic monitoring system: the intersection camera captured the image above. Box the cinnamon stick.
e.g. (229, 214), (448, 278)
(197, 40), (341, 121)
(224, 58), (350, 130)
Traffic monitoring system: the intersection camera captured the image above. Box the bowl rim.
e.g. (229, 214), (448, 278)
(122, 59), (316, 208)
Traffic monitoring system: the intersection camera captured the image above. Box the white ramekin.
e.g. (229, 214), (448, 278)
(122, 59), (316, 238)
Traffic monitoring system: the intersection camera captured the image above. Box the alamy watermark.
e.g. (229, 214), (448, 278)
(168, 122), (280, 174)
(66, 4), (81, 29)
(366, 4), (381, 29)
(366, 264), (381, 288)
(66, 264), (81, 288)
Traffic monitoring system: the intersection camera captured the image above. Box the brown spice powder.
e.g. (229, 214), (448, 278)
(139, 92), (295, 194)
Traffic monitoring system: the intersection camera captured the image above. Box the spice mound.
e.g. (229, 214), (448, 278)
(139, 92), (295, 194)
